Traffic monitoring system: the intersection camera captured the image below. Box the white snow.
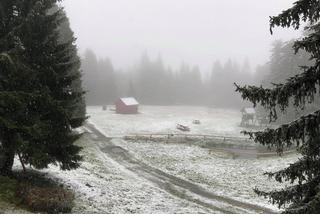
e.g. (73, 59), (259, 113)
(10, 106), (298, 213)
(87, 105), (246, 138)
(243, 107), (255, 114)
(119, 97), (139, 106)
(114, 138), (298, 211)
(40, 135), (216, 214)
(87, 105), (298, 212)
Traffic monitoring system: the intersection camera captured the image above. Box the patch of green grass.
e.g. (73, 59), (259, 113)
(0, 176), (19, 204)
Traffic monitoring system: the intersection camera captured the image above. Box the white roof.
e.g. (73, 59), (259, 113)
(244, 108), (255, 114)
(120, 97), (139, 106)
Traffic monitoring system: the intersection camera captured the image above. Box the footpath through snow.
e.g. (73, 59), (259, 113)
(41, 129), (222, 214)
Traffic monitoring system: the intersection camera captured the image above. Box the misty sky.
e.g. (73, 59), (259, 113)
(62, 0), (301, 73)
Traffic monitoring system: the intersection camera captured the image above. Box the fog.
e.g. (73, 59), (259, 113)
(62, 0), (300, 73)
(2, 1), (318, 213)
(60, 0), (305, 107)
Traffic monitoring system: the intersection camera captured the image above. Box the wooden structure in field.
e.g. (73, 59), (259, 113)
(115, 97), (139, 114)
(240, 107), (256, 127)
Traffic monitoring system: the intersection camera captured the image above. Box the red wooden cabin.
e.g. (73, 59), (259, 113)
(115, 97), (139, 114)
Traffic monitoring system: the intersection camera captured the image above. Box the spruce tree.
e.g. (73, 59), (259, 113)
(236, 0), (320, 213)
(57, 8), (86, 119)
(0, 0), (85, 175)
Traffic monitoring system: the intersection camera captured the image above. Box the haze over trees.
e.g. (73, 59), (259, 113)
(0, 1), (85, 175)
(82, 50), (256, 108)
(236, 0), (320, 213)
(255, 39), (320, 124)
(81, 49), (117, 105)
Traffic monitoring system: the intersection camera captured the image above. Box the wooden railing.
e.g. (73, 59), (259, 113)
(123, 133), (296, 157)
(124, 133), (251, 143)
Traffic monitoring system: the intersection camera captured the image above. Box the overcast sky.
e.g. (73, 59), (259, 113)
(62, 0), (301, 73)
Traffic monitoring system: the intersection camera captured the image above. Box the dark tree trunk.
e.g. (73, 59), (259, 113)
(0, 139), (15, 176)
(0, 152), (14, 176)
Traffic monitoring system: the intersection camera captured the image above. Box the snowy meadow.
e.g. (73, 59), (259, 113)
(84, 106), (298, 213)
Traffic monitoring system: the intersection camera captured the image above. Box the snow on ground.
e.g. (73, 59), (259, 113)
(87, 106), (244, 137)
(8, 106), (298, 213)
(39, 135), (216, 214)
(114, 139), (298, 211)
(88, 105), (299, 212)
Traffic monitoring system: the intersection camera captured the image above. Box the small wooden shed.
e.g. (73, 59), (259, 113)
(115, 97), (139, 114)
(240, 107), (256, 127)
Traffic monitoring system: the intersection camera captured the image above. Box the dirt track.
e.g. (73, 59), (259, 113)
(85, 123), (278, 214)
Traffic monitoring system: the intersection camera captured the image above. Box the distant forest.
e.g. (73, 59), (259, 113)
(82, 40), (318, 109)
(81, 50), (263, 108)
(255, 39), (320, 123)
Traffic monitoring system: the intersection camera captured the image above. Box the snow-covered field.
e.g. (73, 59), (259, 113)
(41, 135), (216, 214)
(87, 106), (298, 212)
(9, 106), (297, 214)
(115, 139), (297, 211)
(87, 105), (244, 137)
(84, 106), (298, 211)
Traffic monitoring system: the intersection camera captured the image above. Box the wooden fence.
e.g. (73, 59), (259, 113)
(124, 133), (251, 144)
(123, 133), (296, 158)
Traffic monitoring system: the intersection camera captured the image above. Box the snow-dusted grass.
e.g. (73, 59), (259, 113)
(5, 106), (297, 213)
(5, 106), (296, 213)
(88, 105), (244, 137)
(115, 139), (298, 211)
(88, 106), (299, 211)
(38, 135), (215, 214)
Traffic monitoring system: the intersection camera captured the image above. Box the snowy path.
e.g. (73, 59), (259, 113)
(86, 123), (277, 214)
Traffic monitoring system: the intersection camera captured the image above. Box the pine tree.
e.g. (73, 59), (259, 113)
(57, 8), (86, 119)
(0, 0), (85, 175)
(235, 0), (320, 213)
(82, 49), (99, 105)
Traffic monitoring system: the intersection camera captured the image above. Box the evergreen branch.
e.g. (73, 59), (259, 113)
(0, 0), (62, 43)
(255, 176), (320, 209)
(282, 186), (320, 214)
(0, 1), (38, 42)
(242, 110), (320, 152)
(265, 157), (320, 184)
(293, 23), (320, 58)
(237, 0), (320, 212)
(270, 0), (320, 33)
(0, 52), (14, 65)
(234, 63), (320, 120)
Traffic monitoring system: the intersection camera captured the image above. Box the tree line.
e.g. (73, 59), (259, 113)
(82, 50), (258, 108)
(255, 39), (320, 123)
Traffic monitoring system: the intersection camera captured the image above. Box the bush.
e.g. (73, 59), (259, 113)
(17, 184), (74, 213)
(0, 176), (18, 203)
(0, 171), (74, 214)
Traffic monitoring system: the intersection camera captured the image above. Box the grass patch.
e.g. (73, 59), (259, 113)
(0, 176), (19, 204)
(0, 170), (74, 213)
